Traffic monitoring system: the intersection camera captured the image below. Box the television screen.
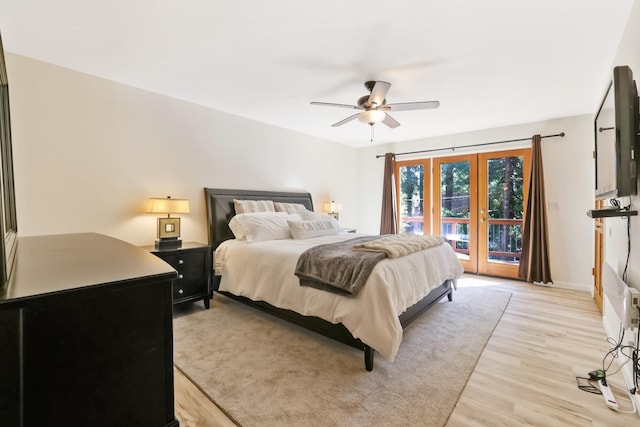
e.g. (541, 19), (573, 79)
(594, 65), (639, 200)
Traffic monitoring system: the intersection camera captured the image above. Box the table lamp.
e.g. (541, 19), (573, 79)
(323, 200), (343, 220)
(148, 196), (190, 249)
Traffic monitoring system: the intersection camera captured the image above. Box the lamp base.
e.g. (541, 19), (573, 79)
(155, 238), (182, 250)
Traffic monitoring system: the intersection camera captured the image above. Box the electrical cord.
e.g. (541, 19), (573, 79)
(602, 326), (640, 378)
(602, 326), (625, 375)
(605, 355), (631, 378)
(606, 380), (637, 414)
(576, 374), (637, 414)
(635, 307), (640, 392)
(623, 213), (631, 282)
(577, 323), (639, 414)
(575, 376), (601, 394)
(586, 197), (638, 413)
(608, 197), (633, 282)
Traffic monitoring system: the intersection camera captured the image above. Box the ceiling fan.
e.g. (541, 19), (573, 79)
(310, 80), (440, 134)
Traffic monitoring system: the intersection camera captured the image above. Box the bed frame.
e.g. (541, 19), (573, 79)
(204, 187), (453, 371)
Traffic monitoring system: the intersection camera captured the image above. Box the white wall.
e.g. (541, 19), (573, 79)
(604, 0), (640, 295)
(357, 115), (595, 290)
(7, 53), (359, 246)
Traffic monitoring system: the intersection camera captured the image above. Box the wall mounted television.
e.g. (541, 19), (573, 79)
(594, 65), (639, 200)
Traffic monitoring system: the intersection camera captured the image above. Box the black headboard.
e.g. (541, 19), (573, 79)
(203, 188), (314, 249)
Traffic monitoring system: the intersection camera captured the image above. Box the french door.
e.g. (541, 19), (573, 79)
(397, 148), (531, 279)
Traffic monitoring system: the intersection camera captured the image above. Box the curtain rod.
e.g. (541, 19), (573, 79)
(375, 132), (565, 158)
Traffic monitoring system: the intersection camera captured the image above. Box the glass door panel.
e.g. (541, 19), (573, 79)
(478, 149), (531, 277)
(396, 159), (431, 235)
(433, 155), (477, 272)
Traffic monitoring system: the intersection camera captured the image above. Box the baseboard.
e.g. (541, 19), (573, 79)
(460, 275), (591, 293)
(546, 280), (591, 292)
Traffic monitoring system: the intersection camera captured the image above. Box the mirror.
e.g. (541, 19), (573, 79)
(0, 30), (18, 289)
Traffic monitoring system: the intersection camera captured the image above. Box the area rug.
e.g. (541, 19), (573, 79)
(173, 286), (511, 427)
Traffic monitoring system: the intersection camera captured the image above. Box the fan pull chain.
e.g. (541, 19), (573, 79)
(370, 124), (374, 143)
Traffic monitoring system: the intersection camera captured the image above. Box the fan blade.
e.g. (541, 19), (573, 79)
(367, 81), (391, 107)
(332, 113), (360, 127)
(385, 101), (440, 111)
(382, 113), (401, 128)
(310, 101), (361, 110)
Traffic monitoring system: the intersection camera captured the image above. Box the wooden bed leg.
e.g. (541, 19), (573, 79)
(364, 346), (374, 371)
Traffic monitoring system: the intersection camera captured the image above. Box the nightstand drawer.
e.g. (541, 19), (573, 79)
(162, 251), (204, 270)
(173, 265), (204, 283)
(173, 273), (204, 301)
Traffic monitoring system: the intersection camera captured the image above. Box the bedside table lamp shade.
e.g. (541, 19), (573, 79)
(148, 196), (190, 249)
(323, 200), (343, 220)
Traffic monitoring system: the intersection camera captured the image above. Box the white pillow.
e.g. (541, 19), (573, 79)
(298, 210), (342, 229)
(228, 213), (254, 240)
(274, 202), (308, 214)
(229, 212), (299, 242)
(287, 219), (341, 239)
(233, 199), (275, 214)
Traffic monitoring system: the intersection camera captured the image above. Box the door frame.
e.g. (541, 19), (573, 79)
(593, 199), (604, 312)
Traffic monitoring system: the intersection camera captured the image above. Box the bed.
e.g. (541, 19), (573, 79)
(204, 187), (464, 371)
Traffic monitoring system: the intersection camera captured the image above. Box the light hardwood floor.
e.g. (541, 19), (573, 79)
(174, 275), (640, 426)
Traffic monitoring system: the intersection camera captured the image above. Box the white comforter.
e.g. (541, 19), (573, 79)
(214, 234), (464, 361)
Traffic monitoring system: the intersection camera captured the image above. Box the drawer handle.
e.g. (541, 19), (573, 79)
(178, 288), (184, 294)
(178, 274), (184, 279)
(178, 259), (184, 265)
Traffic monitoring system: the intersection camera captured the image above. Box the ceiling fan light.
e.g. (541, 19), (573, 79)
(358, 110), (386, 125)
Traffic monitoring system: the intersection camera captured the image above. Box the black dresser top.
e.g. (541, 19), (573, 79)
(1, 233), (177, 304)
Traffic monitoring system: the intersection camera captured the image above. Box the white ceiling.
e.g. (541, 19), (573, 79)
(0, 0), (635, 147)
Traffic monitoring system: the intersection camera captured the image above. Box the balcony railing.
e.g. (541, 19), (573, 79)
(399, 216), (523, 262)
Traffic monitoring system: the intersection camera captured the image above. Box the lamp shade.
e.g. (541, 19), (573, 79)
(322, 201), (343, 213)
(148, 197), (190, 214)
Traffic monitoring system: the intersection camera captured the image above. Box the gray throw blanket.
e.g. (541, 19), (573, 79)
(295, 236), (387, 296)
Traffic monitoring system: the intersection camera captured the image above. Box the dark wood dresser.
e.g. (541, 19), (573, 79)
(0, 233), (179, 427)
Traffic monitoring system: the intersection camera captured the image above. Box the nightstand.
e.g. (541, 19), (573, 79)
(142, 242), (212, 309)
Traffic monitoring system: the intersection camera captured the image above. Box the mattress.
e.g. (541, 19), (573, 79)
(214, 234), (464, 361)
